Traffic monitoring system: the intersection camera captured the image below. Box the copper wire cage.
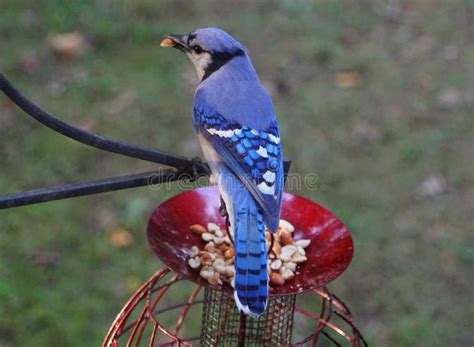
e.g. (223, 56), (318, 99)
(102, 187), (368, 346)
(102, 268), (367, 346)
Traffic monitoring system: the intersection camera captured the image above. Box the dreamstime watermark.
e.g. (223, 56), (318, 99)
(147, 170), (322, 192)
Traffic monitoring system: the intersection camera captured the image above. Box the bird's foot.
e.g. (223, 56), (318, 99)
(209, 173), (218, 185)
(219, 197), (234, 246)
(219, 196), (227, 217)
(269, 233), (275, 255)
(189, 156), (211, 181)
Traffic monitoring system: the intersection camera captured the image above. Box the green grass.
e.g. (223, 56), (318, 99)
(1, 1), (473, 346)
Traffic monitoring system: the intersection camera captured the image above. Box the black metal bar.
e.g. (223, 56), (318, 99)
(0, 160), (291, 210)
(0, 74), (292, 209)
(0, 169), (188, 210)
(0, 74), (191, 169)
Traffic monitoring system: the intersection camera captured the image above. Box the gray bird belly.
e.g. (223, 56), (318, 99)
(196, 134), (235, 237)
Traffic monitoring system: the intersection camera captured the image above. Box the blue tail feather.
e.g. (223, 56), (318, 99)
(233, 196), (268, 316)
(220, 168), (268, 317)
(233, 206), (268, 316)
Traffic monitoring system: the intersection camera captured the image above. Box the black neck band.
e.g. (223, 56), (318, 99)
(202, 49), (245, 81)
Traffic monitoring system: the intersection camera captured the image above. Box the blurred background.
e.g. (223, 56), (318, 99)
(0, 1), (473, 346)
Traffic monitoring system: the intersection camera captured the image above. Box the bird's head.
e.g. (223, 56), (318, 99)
(161, 27), (247, 81)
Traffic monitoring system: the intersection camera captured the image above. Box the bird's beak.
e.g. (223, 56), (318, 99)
(160, 34), (189, 52)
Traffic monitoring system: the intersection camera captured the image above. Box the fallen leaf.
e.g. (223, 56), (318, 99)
(417, 73), (433, 90)
(335, 71), (363, 88)
(30, 250), (60, 268)
(108, 227), (133, 248)
(417, 175), (447, 197)
(48, 32), (87, 60)
(438, 87), (463, 109)
(352, 121), (382, 144)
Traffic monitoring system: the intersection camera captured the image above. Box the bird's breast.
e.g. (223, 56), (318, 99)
(197, 134), (222, 184)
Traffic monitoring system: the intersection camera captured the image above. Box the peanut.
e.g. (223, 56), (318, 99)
(270, 259), (282, 271)
(160, 38), (176, 47)
(224, 248), (235, 259)
(280, 231), (293, 246)
(188, 257), (201, 269)
(280, 245), (297, 261)
(279, 219), (295, 233)
(281, 268), (295, 280)
(272, 241), (282, 256)
(204, 242), (215, 253)
(187, 218), (310, 290)
(217, 243), (229, 252)
(295, 239), (311, 248)
(190, 224), (207, 235)
(190, 246), (199, 257)
(214, 237), (226, 245)
(207, 273), (221, 285)
(270, 272), (285, 287)
(207, 223), (220, 233)
(200, 267), (214, 279)
(292, 255), (308, 263)
(202, 233), (214, 242)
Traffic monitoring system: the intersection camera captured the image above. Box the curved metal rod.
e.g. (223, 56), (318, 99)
(0, 74), (291, 210)
(0, 169), (188, 209)
(0, 74), (190, 168)
(102, 268), (171, 347)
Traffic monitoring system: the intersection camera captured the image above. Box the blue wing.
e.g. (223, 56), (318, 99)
(194, 107), (284, 232)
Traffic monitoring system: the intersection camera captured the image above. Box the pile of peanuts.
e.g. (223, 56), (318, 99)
(187, 219), (311, 288)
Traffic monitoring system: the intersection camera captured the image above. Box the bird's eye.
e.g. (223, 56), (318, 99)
(193, 45), (203, 54)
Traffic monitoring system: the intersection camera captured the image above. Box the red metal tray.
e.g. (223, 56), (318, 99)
(147, 186), (353, 295)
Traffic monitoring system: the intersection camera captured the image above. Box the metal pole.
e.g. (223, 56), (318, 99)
(0, 73), (190, 168)
(0, 169), (186, 209)
(0, 74), (291, 211)
(238, 312), (247, 347)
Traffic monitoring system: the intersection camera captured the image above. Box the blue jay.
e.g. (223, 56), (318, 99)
(161, 28), (283, 317)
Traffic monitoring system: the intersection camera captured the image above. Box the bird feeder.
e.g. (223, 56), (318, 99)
(0, 74), (367, 346)
(103, 186), (367, 346)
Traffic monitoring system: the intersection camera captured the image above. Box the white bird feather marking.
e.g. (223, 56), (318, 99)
(268, 133), (280, 144)
(256, 146), (268, 158)
(257, 181), (275, 195)
(207, 128), (235, 138)
(262, 170), (276, 183)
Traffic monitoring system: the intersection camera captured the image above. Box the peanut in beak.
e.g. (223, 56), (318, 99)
(160, 37), (176, 47)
